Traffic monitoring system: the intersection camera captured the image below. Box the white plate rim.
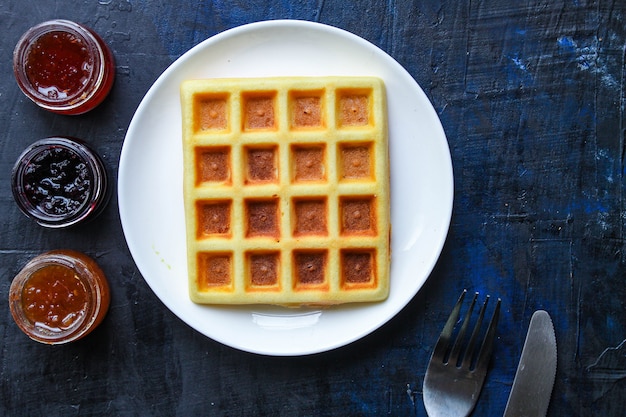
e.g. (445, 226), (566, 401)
(118, 19), (453, 356)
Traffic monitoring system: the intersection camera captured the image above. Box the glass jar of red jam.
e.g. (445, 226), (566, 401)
(13, 19), (115, 115)
(11, 137), (110, 228)
(9, 250), (111, 344)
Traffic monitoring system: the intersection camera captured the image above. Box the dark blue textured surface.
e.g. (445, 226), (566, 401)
(1, 1), (625, 416)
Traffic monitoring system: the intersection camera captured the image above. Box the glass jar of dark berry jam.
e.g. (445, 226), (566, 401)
(13, 19), (115, 115)
(11, 137), (109, 228)
(9, 250), (111, 344)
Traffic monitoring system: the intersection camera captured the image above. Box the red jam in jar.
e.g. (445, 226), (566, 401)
(13, 19), (115, 115)
(12, 137), (110, 228)
(9, 250), (111, 344)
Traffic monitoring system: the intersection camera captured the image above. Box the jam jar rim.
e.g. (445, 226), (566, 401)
(9, 250), (107, 344)
(11, 136), (109, 228)
(13, 19), (108, 113)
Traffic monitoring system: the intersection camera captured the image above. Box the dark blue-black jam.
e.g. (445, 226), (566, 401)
(12, 137), (109, 228)
(23, 146), (92, 216)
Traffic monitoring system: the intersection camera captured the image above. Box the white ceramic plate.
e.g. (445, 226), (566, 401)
(118, 20), (453, 356)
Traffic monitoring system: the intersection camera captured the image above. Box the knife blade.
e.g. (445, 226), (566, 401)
(503, 310), (557, 417)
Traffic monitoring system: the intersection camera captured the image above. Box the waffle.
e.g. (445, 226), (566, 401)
(180, 77), (390, 306)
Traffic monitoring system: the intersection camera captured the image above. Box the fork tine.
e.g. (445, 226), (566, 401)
(448, 292), (478, 365)
(423, 291), (501, 417)
(431, 289), (467, 360)
(474, 297), (501, 373)
(461, 295), (489, 369)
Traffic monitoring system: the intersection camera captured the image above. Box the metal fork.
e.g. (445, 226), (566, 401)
(423, 290), (501, 417)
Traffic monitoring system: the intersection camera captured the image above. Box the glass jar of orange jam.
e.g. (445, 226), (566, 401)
(9, 250), (110, 344)
(13, 19), (115, 115)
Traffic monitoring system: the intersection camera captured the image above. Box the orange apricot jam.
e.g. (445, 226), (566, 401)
(9, 250), (110, 344)
(22, 264), (88, 332)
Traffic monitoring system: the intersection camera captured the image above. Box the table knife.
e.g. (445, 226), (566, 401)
(503, 310), (557, 417)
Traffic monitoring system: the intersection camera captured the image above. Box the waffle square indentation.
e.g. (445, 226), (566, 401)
(293, 198), (328, 236)
(243, 92), (277, 130)
(341, 250), (375, 286)
(245, 146), (278, 183)
(246, 199), (280, 238)
(197, 252), (232, 288)
(248, 252), (280, 288)
(340, 197), (376, 235)
(337, 89), (371, 127)
(294, 251), (327, 287)
(196, 200), (231, 238)
(339, 143), (373, 180)
(196, 146), (230, 184)
(290, 91), (324, 128)
(193, 93), (228, 132)
(292, 145), (326, 182)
